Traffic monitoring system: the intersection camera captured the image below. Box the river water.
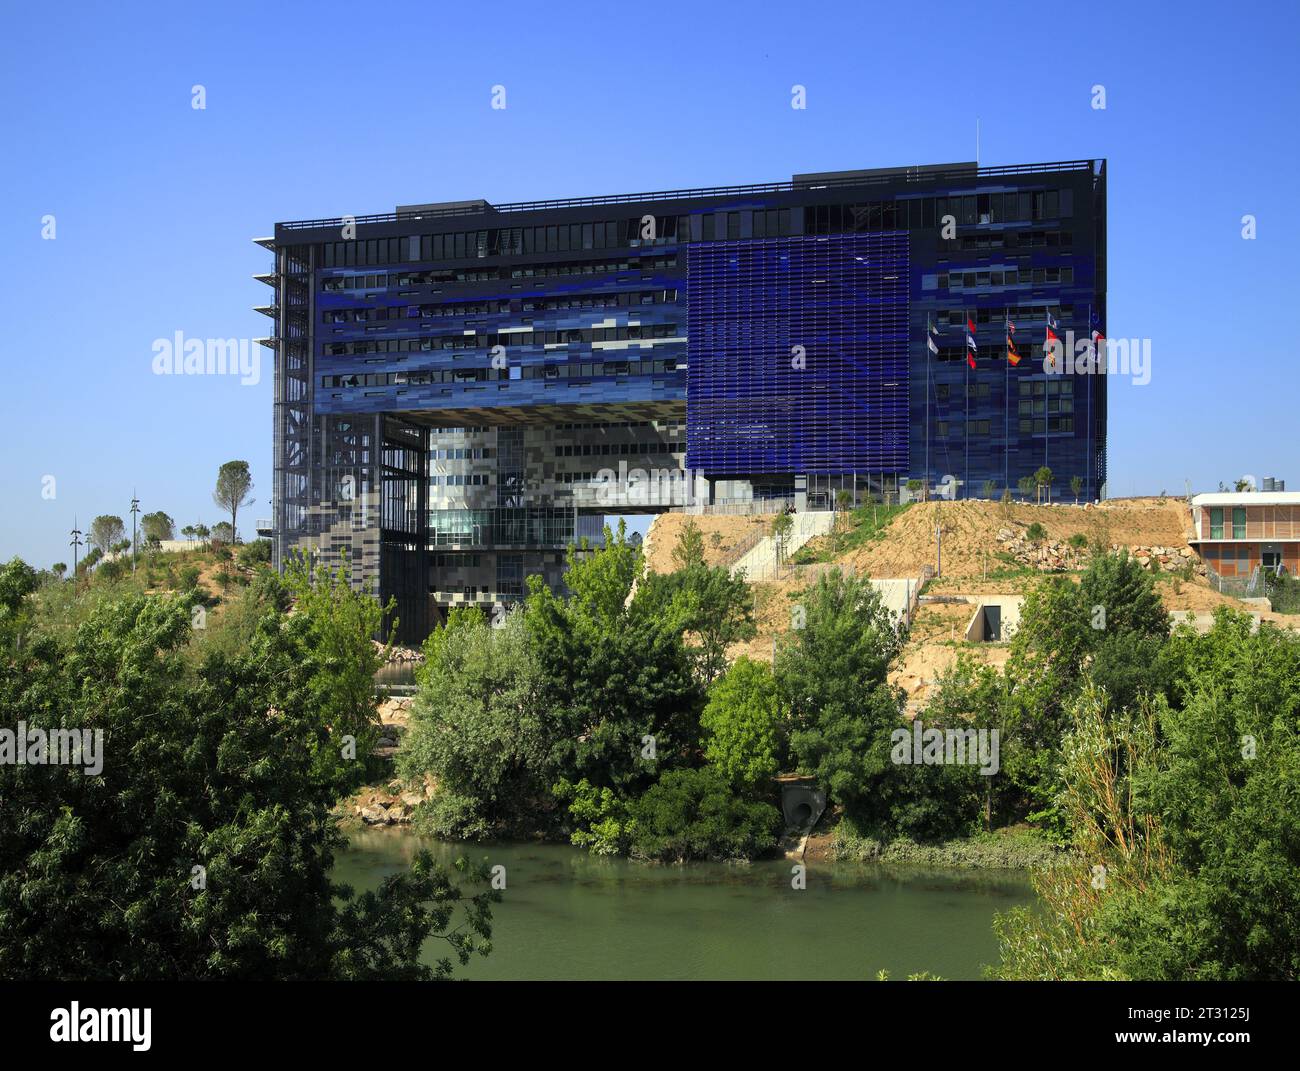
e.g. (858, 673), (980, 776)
(335, 827), (1034, 980)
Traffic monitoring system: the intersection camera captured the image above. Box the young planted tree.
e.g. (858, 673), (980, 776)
(770, 512), (794, 568)
(1035, 466), (1053, 504)
(672, 518), (705, 570)
(1070, 475), (1084, 504)
(213, 460), (256, 544)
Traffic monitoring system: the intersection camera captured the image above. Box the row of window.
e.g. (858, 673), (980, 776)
(323, 322), (681, 357)
(931, 380), (1076, 401)
(938, 304), (1074, 326)
(320, 218), (687, 268)
(432, 447), (493, 460)
(322, 288), (681, 328)
(432, 474), (492, 487)
(941, 266), (1075, 290)
(320, 254), (680, 292)
(939, 416), (1077, 435)
(946, 229), (1074, 252)
(553, 442), (682, 458)
(1208, 508), (1248, 540)
(313, 189), (1079, 268)
(321, 358), (684, 389)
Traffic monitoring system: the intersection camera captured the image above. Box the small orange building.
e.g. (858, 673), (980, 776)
(1189, 492), (1300, 579)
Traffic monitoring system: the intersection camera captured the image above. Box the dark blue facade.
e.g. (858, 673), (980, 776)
(687, 232), (909, 476)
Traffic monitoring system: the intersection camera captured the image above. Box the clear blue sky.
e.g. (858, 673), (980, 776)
(2, 0), (1296, 568)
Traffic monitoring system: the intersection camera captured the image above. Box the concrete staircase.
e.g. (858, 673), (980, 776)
(729, 511), (836, 581)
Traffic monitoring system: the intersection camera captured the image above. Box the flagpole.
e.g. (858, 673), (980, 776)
(1087, 301), (1094, 501)
(1004, 309), (1009, 496)
(926, 313), (931, 499)
(965, 308), (970, 501)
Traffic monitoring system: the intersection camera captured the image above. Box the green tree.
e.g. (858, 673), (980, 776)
(637, 561), (756, 685)
(1034, 466), (1053, 504)
(399, 608), (557, 840)
(671, 518), (705, 570)
(89, 515), (125, 554)
(525, 523), (704, 797)
(0, 563), (497, 980)
(141, 511), (175, 544)
(212, 461), (255, 544)
(700, 656), (783, 791)
(769, 512), (794, 567)
(1017, 475), (1035, 500)
(626, 767), (780, 863)
(1070, 475), (1084, 504)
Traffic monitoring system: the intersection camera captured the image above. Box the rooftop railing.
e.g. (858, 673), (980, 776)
(276, 160), (1099, 232)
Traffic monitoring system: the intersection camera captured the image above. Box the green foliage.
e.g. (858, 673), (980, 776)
(553, 777), (633, 855)
(212, 460), (255, 538)
(282, 554), (392, 790)
(671, 518), (705, 571)
(700, 656), (783, 792)
(237, 538), (272, 568)
(637, 561), (756, 685)
(399, 608), (558, 840)
(625, 767), (780, 863)
(1068, 532), (1088, 549)
(1265, 570), (1300, 614)
(777, 569), (900, 720)
(141, 511), (175, 543)
(1026, 521), (1046, 542)
(525, 522), (703, 796)
(995, 611), (1300, 980)
(88, 515), (125, 554)
(0, 560), (496, 980)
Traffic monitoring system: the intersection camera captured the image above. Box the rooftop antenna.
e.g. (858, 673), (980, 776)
(976, 118), (980, 166)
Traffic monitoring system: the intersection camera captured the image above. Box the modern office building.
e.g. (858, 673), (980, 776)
(256, 159), (1106, 640)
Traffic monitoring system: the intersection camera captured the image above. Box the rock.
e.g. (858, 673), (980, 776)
(401, 792), (424, 809)
(360, 804), (389, 825)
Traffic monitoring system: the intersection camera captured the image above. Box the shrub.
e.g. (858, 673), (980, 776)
(627, 767), (780, 863)
(1068, 532), (1088, 549)
(1026, 522), (1047, 542)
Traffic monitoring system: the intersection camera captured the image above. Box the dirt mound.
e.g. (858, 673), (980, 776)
(820, 497), (1195, 580)
(644, 513), (770, 574)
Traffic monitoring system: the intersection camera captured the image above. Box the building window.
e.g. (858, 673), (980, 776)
(1209, 508), (1224, 540)
(1232, 507), (1246, 539)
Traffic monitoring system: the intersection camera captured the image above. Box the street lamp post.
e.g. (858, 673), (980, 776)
(70, 519), (83, 578)
(130, 492), (141, 575)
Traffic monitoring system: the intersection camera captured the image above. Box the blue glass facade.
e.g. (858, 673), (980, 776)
(263, 159), (1105, 638)
(687, 232), (909, 475)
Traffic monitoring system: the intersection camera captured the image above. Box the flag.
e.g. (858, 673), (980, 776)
(966, 333), (977, 369)
(928, 333), (939, 355)
(1043, 320), (1060, 371)
(1007, 332), (1020, 367)
(967, 313), (977, 336)
(927, 317), (939, 355)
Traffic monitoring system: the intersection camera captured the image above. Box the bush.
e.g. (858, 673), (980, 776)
(1026, 522), (1047, 542)
(1068, 532), (1088, 549)
(627, 768), (780, 863)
